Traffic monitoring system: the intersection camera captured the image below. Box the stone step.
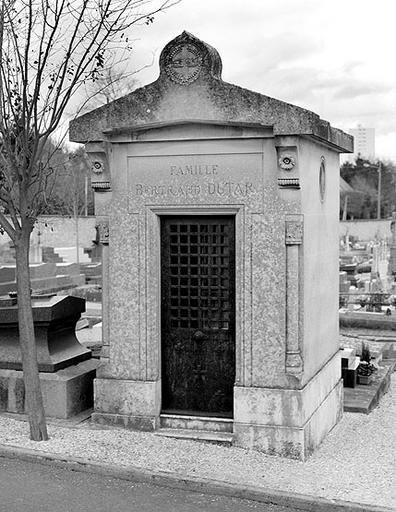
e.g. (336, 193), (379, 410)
(155, 428), (233, 445)
(160, 413), (233, 433)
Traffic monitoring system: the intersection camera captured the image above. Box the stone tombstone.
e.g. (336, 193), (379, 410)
(70, 32), (353, 460)
(0, 295), (97, 418)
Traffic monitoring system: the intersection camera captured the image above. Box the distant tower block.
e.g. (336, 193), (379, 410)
(344, 125), (375, 163)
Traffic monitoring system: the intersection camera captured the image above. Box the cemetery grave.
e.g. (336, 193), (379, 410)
(0, 295), (98, 418)
(339, 233), (396, 412)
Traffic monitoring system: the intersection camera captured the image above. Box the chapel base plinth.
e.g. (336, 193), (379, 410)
(233, 380), (343, 460)
(91, 411), (159, 431)
(92, 378), (161, 431)
(233, 353), (343, 460)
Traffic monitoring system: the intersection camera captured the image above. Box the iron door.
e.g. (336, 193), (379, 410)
(161, 216), (235, 417)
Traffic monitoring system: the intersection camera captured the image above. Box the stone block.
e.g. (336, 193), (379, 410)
(0, 359), (98, 418)
(234, 380), (343, 460)
(56, 263), (80, 276)
(234, 353), (340, 428)
(303, 379), (343, 456)
(0, 281), (17, 296)
(0, 295), (90, 372)
(341, 347), (356, 368)
(69, 274), (86, 287)
(233, 354), (342, 459)
(94, 378), (161, 418)
(0, 266), (16, 283)
(29, 263), (56, 279)
(91, 412), (158, 431)
(30, 276), (60, 290)
(55, 247), (91, 264)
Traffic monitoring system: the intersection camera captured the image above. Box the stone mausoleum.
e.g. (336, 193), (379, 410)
(70, 32), (353, 459)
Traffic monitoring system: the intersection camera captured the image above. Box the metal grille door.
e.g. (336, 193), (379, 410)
(161, 216), (235, 417)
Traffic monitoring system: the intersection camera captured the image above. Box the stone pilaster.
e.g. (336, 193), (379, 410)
(85, 141), (112, 373)
(285, 215), (304, 377)
(96, 217), (110, 369)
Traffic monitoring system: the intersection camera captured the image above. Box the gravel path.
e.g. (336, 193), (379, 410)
(0, 374), (395, 509)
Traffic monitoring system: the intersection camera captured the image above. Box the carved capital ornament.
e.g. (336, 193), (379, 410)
(285, 220), (303, 245)
(96, 218), (109, 245)
(85, 143), (111, 192)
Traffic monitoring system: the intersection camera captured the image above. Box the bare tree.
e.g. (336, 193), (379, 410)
(84, 55), (143, 109)
(0, 0), (179, 441)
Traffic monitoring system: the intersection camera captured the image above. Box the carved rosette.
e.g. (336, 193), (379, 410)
(96, 218), (109, 245)
(278, 154), (296, 170)
(276, 146), (300, 190)
(85, 144), (111, 191)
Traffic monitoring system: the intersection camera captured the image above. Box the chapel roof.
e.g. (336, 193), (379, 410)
(69, 31), (353, 153)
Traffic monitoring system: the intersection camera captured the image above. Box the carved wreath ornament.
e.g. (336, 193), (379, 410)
(166, 43), (202, 85)
(279, 154), (296, 171)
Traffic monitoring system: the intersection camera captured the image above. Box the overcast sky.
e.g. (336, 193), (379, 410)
(125, 0), (395, 161)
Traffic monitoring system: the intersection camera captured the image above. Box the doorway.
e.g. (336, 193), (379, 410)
(160, 215), (235, 417)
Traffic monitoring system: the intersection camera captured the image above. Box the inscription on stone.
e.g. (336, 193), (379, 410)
(128, 153), (263, 209)
(170, 164), (218, 176)
(135, 181), (254, 198)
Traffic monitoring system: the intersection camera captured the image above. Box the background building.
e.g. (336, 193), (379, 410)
(343, 125), (375, 163)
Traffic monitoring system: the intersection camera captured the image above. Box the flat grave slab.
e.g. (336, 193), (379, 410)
(343, 360), (395, 413)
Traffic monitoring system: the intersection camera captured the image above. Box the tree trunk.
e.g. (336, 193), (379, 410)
(14, 227), (48, 441)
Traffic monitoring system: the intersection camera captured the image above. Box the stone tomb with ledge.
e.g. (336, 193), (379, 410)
(0, 295), (98, 418)
(70, 31), (353, 459)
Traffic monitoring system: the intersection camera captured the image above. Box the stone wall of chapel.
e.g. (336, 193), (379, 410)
(299, 139), (340, 382)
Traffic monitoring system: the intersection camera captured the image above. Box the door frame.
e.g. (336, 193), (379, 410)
(145, 205), (245, 414)
(160, 214), (236, 416)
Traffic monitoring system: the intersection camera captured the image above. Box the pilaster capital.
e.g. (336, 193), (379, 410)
(96, 216), (109, 245)
(85, 142), (111, 192)
(285, 214), (303, 245)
